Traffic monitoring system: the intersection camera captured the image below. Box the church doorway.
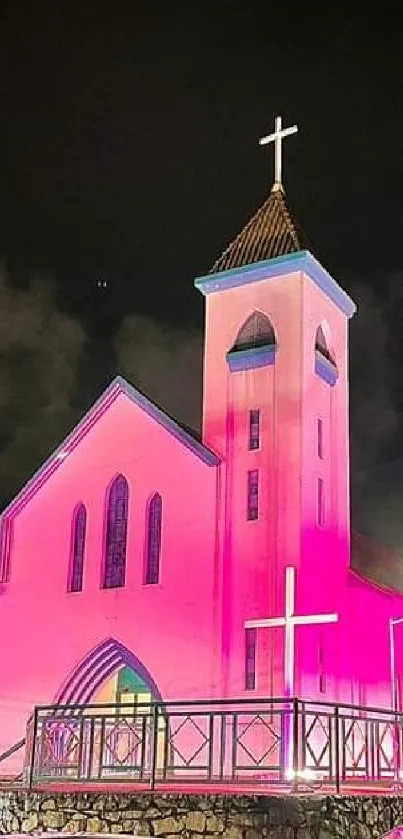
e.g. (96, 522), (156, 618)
(55, 637), (163, 706)
(90, 664), (165, 774)
(51, 639), (165, 778)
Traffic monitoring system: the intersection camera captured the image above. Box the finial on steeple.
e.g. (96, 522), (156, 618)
(259, 116), (298, 189)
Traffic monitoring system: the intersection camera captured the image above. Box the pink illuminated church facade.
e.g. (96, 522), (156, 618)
(1, 120), (403, 773)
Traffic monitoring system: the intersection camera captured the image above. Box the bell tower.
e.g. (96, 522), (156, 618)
(195, 118), (356, 697)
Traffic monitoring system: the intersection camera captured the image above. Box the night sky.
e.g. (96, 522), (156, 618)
(1, 3), (403, 545)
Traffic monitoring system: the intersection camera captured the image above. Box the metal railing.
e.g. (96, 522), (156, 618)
(24, 696), (403, 792)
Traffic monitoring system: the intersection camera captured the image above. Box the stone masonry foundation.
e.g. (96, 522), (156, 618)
(0, 792), (403, 838)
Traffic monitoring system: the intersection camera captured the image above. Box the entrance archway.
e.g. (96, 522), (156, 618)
(50, 639), (165, 778)
(54, 638), (163, 705)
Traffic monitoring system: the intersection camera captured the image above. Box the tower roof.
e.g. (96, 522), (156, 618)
(209, 183), (309, 275)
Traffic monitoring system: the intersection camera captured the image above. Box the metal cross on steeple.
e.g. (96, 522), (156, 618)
(259, 116), (298, 187)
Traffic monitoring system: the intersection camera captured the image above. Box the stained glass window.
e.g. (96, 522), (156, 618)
(103, 475), (129, 589)
(247, 470), (259, 520)
(68, 503), (87, 592)
(245, 628), (257, 689)
(145, 493), (162, 585)
(249, 409), (260, 450)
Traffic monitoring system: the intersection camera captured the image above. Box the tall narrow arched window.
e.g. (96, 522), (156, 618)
(145, 493), (162, 585)
(68, 503), (87, 592)
(227, 311), (276, 372)
(103, 475), (129, 589)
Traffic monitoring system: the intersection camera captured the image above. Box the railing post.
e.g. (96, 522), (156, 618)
(334, 704), (340, 794)
(27, 708), (38, 790)
(392, 708), (402, 790)
(292, 697), (299, 791)
(149, 702), (159, 791)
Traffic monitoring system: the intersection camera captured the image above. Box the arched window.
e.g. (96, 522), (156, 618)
(68, 503), (87, 592)
(232, 311), (276, 352)
(103, 475), (129, 589)
(315, 325), (335, 365)
(145, 493), (162, 585)
(314, 324), (338, 386)
(227, 311), (276, 372)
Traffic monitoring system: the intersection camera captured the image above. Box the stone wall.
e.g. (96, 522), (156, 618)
(0, 791), (403, 838)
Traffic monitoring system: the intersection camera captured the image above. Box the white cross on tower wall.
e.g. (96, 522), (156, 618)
(259, 115), (298, 187)
(245, 566), (338, 698)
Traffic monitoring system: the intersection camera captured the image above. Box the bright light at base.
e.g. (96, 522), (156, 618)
(286, 768), (317, 782)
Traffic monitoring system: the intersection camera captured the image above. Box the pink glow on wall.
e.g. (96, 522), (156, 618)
(0, 388), (220, 771)
(200, 261), (403, 712)
(1, 256), (403, 780)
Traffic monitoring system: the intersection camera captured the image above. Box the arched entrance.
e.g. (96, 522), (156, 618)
(55, 637), (162, 706)
(48, 639), (165, 779)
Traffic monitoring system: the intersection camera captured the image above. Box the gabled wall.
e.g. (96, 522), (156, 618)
(0, 392), (220, 760)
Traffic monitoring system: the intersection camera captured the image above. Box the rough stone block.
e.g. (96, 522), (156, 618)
(43, 810), (66, 830)
(223, 826), (244, 839)
(41, 797), (57, 811)
(145, 807), (164, 818)
(154, 815), (182, 834)
(20, 813), (39, 832)
(186, 812), (207, 832)
(62, 817), (86, 832)
(206, 814), (225, 833)
(86, 815), (106, 833)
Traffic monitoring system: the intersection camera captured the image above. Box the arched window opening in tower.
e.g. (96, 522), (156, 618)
(232, 311), (276, 353)
(227, 311), (277, 372)
(314, 324), (338, 386)
(315, 325), (336, 366)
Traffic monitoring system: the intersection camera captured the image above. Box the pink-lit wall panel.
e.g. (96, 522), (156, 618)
(2, 256), (403, 780)
(0, 393), (220, 760)
(201, 265), (403, 711)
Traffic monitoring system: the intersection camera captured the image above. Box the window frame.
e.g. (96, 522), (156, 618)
(247, 469), (259, 521)
(144, 493), (162, 586)
(317, 476), (325, 528)
(102, 474), (129, 590)
(245, 628), (257, 690)
(249, 409), (261, 451)
(68, 503), (87, 593)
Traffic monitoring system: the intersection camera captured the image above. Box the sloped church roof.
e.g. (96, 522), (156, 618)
(209, 183), (309, 275)
(0, 377), (219, 523)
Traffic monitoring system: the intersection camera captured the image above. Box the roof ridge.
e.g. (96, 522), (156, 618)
(0, 375), (220, 523)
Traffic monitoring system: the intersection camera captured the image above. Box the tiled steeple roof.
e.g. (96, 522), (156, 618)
(209, 183), (309, 275)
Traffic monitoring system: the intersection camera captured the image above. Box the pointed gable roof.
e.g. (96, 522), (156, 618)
(209, 183), (309, 275)
(1, 376), (220, 522)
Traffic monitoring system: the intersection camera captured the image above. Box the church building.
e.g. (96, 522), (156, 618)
(1, 118), (402, 777)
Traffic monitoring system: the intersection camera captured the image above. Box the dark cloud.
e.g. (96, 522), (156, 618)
(0, 266), (85, 506)
(115, 315), (203, 433)
(349, 281), (398, 479)
(348, 276), (403, 554)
